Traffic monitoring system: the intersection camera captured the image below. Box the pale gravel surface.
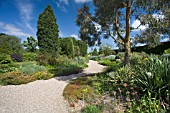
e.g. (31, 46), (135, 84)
(0, 60), (106, 113)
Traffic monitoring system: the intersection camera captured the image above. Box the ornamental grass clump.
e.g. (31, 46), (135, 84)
(134, 55), (170, 100)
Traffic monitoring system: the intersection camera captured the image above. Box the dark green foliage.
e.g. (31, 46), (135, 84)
(23, 36), (37, 52)
(0, 33), (23, 54)
(52, 63), (82, 76)
(132, 41), (170, 54)
(76, 40), (88, 56)
(114, 41), (170, 55)
(59, 37), (75, 57)
(37, 5), (59, 55)
(11, 54), (23, 62)
(36, 54), (69, 66)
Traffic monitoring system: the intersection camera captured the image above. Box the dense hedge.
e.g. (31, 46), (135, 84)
(114, 41), (170, 54)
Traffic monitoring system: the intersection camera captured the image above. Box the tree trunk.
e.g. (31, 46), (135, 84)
(124, 41), (131, 65)
(124, 0), (131, 65)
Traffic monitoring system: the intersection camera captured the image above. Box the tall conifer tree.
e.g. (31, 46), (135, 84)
(37, 5), (59, 55)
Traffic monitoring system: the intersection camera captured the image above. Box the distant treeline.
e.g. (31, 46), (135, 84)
(114, 41), (170, 55)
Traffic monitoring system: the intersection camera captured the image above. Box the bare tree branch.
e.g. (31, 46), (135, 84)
(108, 29), (124, 46)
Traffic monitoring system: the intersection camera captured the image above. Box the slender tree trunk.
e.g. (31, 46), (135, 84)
(124, 41), (131, 65)
(124, 0), (131, 65)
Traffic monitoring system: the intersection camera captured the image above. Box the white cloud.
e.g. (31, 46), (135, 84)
(56, 0), (69, 12)
(132, 19), (147, 31)
(59, 0), (69, 5)
(74, 0), (92, 3)
(152, 14), (165, 20)
(70, 34), (80, 40)
(16, 0), (34, 32)
(93, 22), (101, 32)
(0, 21), (32, 37)
(59, 31), (64, 37)
(16, 0), (33, 21)
(56, 2), (68, 12)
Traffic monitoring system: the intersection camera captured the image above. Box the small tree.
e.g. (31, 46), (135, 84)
(23, 36), (37, 52)
(0, 33), (23, 54)
(99, 44), (115, 56)
(92, 48), (98, 56)
(76, 40), (88, 56)
(37, 5), (59, 55)
(59, 37), (88, 57)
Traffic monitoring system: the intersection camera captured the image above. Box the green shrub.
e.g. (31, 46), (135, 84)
(109, 66), (135, 84)
(164, 48), (170, 54)
(52, 63), (82, 76)
(0, 71), (36, 85)
(36, 54), (70, 66)
(18, 62), (47, 75)
(130, 52), (148, 65)
(23, 52), (37, 61)
(72, 57), (88, 68)
(0, 54), (13, 64)
(82, 104), (101, 113)
(116, 52), (125, 59)
(0, 63), (20, 73)
(99, 59), (113, 66)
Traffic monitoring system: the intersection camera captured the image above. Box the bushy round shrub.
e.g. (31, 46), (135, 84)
(23, 52), (37, 61)
(36, 54), (70, 66)
(164, 48), (170, 54)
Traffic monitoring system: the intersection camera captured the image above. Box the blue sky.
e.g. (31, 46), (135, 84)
(0, 0), (168, 52)
(0, 0), (118, 52)
(0, 0), (92, 40)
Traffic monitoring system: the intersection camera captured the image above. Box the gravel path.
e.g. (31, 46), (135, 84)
(0, 60), (106, 113)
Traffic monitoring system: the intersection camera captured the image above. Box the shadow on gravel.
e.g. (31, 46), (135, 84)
(54, 72), (93, 83)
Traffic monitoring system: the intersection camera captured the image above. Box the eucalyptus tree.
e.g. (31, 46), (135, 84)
(134, 8), (170, 47)
(76, 0), (169, 64)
